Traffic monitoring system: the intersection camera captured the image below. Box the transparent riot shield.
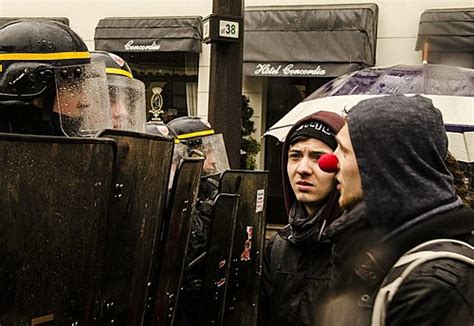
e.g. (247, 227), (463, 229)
(146, 158), (204, 325)
(0, 133), (115, 325)
(219, 170), (269, 326)
(96, 129), (174, 325)
(197, 193), (240, 326)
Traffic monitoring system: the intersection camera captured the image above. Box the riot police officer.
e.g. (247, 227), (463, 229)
(169, 116), (229, 175)
(167, 116), (230, 326)
(0, 19), (121, 325)
(0, 19), (111, 136)
(90, 50), (146, 132)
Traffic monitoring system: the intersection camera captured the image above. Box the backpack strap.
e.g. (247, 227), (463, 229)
(371, 239), (474, 326)
(269, 234), (287, 281)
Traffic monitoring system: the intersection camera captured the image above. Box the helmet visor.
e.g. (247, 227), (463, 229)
(185, 133), (229, 176)
(169, 142), (188, 189)
(108, 76), (146, 132)
(53, 62), (112, 137)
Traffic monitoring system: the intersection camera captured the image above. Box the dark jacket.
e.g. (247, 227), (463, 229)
(259, 111), (344, 326)
(328, 95), (474, 325)
(259, 226), (332, 325)
(261, 203), (474, 326)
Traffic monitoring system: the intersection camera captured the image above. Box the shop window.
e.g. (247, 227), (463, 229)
(118, 52), (199, 122)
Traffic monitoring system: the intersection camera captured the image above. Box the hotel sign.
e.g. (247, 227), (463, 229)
(244, 62), (364, 78)
(253, 63), (327, 76)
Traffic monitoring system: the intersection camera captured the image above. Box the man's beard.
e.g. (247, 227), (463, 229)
(339, 194), (363, 212)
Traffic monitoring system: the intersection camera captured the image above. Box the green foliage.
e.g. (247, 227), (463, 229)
(241, 95), (261, 170)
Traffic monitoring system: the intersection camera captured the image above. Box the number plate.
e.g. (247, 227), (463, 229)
(219, 20), (239, 39)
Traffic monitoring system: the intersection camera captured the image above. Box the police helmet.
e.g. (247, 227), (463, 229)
(145, 120), (176, 137)
(0, 19), (90, 100)
(91, 51), (146, 132)
(90, 51), (133, 79)
(168, 116), (229, 176)
(0, 19), (112, 136)
(167, 116), (214, 141)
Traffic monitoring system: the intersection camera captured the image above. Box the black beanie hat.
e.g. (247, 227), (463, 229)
(288, 120), (338, 149)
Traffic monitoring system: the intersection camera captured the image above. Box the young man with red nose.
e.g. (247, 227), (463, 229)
(259, 111), (345, 326)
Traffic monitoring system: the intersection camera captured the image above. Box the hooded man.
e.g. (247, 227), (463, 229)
(259, 111), (345, 326)
(328, 94), (473, 325)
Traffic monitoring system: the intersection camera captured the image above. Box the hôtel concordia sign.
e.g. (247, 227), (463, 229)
(243, 62), (366, 78)
(254, 63), (327, 76)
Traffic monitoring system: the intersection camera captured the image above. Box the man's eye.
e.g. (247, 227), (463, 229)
(310, 153), (322, 161)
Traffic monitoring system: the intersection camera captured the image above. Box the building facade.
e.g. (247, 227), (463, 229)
(1, 0), (472, 222)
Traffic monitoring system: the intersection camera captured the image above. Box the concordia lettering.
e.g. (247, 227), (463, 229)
(124, 40), (161, 51)
(282, 64), (326, 76)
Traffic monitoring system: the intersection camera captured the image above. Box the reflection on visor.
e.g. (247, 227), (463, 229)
(107, 76), (146, 132)
(109, 86), (129, 130)
(53, 62), (112, 137)
(169, 142), (188, 190)
(181, 134), (229, 176)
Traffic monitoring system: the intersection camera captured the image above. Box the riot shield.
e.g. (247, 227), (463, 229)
(197, 193), (240, 326)
(147, 158), (204, 325)
(0, 133), (115, 325)
(219, 170), (269, 326)
(96, 129), (174, 325)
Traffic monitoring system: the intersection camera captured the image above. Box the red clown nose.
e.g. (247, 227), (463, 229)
(318, 153), (339, 173)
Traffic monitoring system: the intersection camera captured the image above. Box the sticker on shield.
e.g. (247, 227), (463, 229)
(255, 189), (265, 213)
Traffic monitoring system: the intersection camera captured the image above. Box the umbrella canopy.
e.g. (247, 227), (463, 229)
(265, 64), (474, 163)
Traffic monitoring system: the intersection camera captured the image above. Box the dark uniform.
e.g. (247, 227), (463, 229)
(166, 116), (230, 325)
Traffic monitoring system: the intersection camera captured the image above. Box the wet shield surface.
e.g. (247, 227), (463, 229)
(219, 170), (269, 326)
(148, 158), (204, 325)
(0, 133), (116, 325)
(197, 193), (240, 326)
(96, 129), (174, 325)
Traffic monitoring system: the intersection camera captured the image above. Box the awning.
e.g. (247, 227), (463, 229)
(94, 16), (202, 53)
(416, 8), (474, 52)
(243, 4), (379, 77)
(0, 17), (69, 27)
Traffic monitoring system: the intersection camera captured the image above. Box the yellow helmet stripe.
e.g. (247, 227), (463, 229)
(0, 51), (91, 61)
(177, 129), (215, 140)
(106, 67), (133, 79)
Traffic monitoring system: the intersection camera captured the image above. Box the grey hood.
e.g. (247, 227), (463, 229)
(346, 94), (458, 229)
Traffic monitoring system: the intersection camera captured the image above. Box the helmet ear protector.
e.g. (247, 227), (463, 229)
(1, 63), (54, 100)
(0, 63), (87, 100)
